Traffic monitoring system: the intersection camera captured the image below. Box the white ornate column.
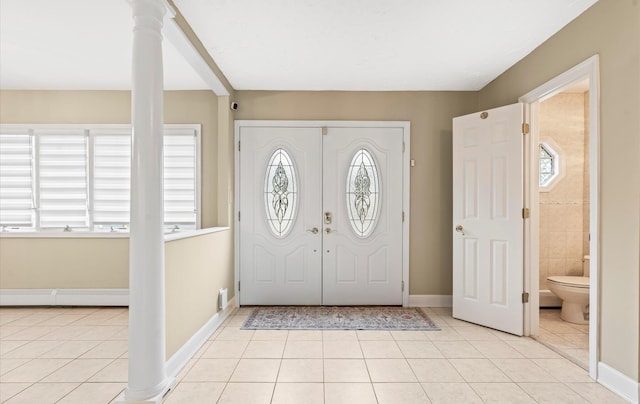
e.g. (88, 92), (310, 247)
(123, 0), (173, 402)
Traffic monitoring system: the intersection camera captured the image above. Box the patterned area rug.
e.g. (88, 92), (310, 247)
(240, 306), (440, 330)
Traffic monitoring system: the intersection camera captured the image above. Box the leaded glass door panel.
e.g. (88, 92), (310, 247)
(238, 126), (322, 305)
(322, 127), (404, 305)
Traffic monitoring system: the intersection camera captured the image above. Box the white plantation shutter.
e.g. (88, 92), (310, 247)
(37, 132), (89, 228)
(163, 128), (197, 229)
(0, 133), (34, 227)
(0, 124), (199, 231)
(93, 132), (131, 228)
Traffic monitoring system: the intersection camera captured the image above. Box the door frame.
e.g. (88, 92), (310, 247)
(519, 55), (600, 379)
(234, 120), (411, 307)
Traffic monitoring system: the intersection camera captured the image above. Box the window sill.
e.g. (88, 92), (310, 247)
(0, 227), (230, 240)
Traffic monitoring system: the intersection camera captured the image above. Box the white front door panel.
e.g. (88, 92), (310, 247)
(239, 126), (322, 305)
(322, 127), (404, 305)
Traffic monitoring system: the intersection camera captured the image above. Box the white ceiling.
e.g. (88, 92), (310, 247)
(175, 0), (597, 91)
(0, 0), (209, 90)
(1, 0), (597, 91)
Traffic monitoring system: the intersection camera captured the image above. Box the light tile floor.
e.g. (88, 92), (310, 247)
(535, 308), (589, 369)
(0, 306), (627, 403)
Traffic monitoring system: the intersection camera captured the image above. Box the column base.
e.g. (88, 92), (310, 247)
(115, 377), (176, 403)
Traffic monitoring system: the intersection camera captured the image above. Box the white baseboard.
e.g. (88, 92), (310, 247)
(598, 361), (639, 403)
(539, 289), (562, 307)
(408, 295), (452, 307)
(0, 289), (56, 305)
(0, 289), (128, 306)
(165, 296), (237, 379)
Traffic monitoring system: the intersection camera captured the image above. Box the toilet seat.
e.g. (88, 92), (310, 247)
(547, 276), (589, 288)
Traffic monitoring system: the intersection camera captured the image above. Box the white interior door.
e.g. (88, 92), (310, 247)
(452, 103), (525, 335)
(322, 127), (404, 305)
(239, 126), (322, 305)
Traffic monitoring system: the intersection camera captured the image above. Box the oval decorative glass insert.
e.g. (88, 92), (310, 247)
(346, 148), (380, 238)
(264, 148), (298, 238)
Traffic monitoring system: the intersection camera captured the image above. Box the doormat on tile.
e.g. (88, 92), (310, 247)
(240, 306), (440, 330)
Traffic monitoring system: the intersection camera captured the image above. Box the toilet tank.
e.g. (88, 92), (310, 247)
(583, 255), (590, 277)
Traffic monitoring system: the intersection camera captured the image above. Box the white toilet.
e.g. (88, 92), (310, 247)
(547, 255), (590, 324)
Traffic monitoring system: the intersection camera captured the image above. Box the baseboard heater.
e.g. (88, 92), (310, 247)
(0, 289), (129, 306)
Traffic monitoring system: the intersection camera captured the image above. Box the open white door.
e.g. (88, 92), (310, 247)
(452, 103), (525, 335)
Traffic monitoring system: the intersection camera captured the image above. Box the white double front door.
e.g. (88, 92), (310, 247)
(237, 122), (405, 306)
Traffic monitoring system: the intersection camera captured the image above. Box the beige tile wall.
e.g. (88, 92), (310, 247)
(539, 92), (590, 289)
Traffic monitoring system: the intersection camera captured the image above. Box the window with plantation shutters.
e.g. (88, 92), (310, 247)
(37, 131), (89, 229)
(0, 132), (34, 228)
(92, 128), (198, 230)
(92, 131), (131, 230)
(163, 128), (197, 229)
(0, 124), (200, 232)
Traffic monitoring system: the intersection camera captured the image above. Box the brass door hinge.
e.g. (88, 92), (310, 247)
(401, 281), (405, 292)
(522, 208), (530, 219)
(522, 292), (529, 303)
(522, 123), (530, 135)
(322, 127), (328, 136)
(238, 141), (241, 151)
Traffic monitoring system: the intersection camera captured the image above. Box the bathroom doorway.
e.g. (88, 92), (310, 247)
(535, 80), (591, 370)
(519, 55), (600, 379)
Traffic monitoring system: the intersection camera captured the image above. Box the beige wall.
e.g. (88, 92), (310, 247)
(234, 91), (478, 295)
(165, 230), (233, 358)
(478, 0), (640, 382)
(539, 92), (589, 289)
(0, 238), (129, 288)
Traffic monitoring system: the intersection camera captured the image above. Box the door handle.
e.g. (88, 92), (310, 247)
(306, 227), (319, 234)
(455, 225), (465, 236)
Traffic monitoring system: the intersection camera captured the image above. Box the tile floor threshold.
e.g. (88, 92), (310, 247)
(0, 306), (626, 403)
(535, 308), (589, 371)
(530, 336), (589, 371)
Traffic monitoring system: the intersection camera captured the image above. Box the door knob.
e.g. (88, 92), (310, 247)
(306, 227), (319, 234)
(455, 225), (465, 235)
